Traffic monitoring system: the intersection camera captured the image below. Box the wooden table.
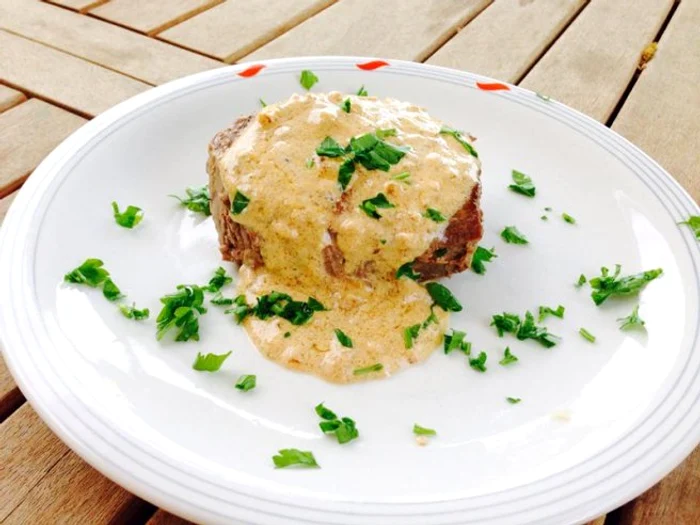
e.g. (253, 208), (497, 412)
(1, 1), (698, 523)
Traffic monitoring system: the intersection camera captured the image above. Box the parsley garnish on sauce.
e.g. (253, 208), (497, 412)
(506, 397), (522, 404)
(102, 278), (123, 302)
(471, 246), (497, 275)
(392, 171), (411, 183)
(538, 304), (565, 322)
(356, 85), (368, 96)
(156, 285), (207, 341)
(273, 449), (319, 469)
(210, 293), (234, 306)
(340, 98), (351, 113)
(376, 128), (397, 138)
(171, 185), (210, 216)
(206, 267), (232, 293)
(439, 127), (478, 157)
(469, 351), (488, 372)
(315, 403), (359, 444)
(589, 265), (663, 305)
(353, 363), (383, 376)
(618, 305), (646, 330)
(119, 303), (150, 320)
(403, 324), (421, 349)
(424, 208), (446, 223)
(396, 261), (421, 280)
(426, 282), (463, 312)
(443, 329), (471, 355)
(678, 216), (700, 239)
(499, 347), (518, 365)
(192, 351), (232, 371)
(360, 193), (395, 219)
(334, 328), (353, 348)
(225, 295), (251, 323)
(299, 70), (318, 90)
(501, 226), (529, 244)
(235, 374), (256, 392)
(562, 212), (576, 224)
(508, 170), (535, 197)
(111, 202), (144, 229)
(231, 191), (250, 215)
(316, 136), (345, 157)
(579, 328), (596, 343)
(413, 424), (437, 436)
(230, 292), (326, 326)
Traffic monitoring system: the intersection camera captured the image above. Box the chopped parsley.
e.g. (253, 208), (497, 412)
(506, 397), (522, 404)
(392, 171), (411, 183)
(499, 347), (518, 365)
(413, 424), (436, 436)
(225, 295), (251, 324)
(618, 305), (645, 330)
(334, 328), (353, 348)
(376, 128), (397, 139)
(299, 70), (318, 90)
(579, 328), (596, 343)
(576, 274), (587, 287)
(235, 374), (256, 392)
(469, 351), (487, 372)
(206, 267), (232, 293)
(119, 303), (150, 320)
(338, 158), (356, 189)
(396, 261), (421, 280)
(192, 351), (231, 371)
(229, 292), (326, 326)
(439, 126), (478, 157)
(340, 98), (351, 113)
(538, 304), (565, 322)
(403, 324), (421, 349)
(562, 212), (576, 224)
(259, 98), (267, 107)
(443, 329), (471, 355)
(316, 136), (345, 157)
(424, 207), (446, 223)
(491, 311), (560, 348)
(210, 292), (234, 306)
(102, 278), (123, 302)
(305, 157), (315, 169)
(589, 265), (663, 305)
(111, 201), (143, 229)
(359, 193), (395, 219)
(315, 403), (359, 444)
(544, 207), (553, 212)
(357, 85), (368, 96)
(231, 190), (250, 215)
(491, 312), (521, 336)
(508, 170), (535, 197)
(501, 226), (529, 244)
(471, 246), (497, 275)
(284, 331), (291, 338)
(426, 282), (462, 312)
(171, 185), (210, 216)
(678, 216), (700, 239)
(273, 448), (319, 469)
(64, 258), (110, 287)
(541, 215), (548, 221)
(353, 363), (383, 376)
(156, 285), (207, 341)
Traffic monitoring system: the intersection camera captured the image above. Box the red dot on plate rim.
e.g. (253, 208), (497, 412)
(356, 60), (391, 71)
(237, 64), (266, 78)
(476, 82), (511, 91)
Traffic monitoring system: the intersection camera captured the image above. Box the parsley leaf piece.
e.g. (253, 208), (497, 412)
(353, 363), (383, 376)
(305, 157), (315, 169)
(192, 351), (232, 372)
(471, 246), (497, 275)
(538, 304), (565, 322)
(396, 261), (421, 280)
(111, 201), (144, 229)
(516, 311), (561, 348)
(357, 85), (368, 96)
(544, 207), (553, 212)
(439, 126), (478, 157)
(576, 274), (587, 287)
(315, 404), (359, 444)
(340, 98), (351, 113)
(391, 171), (411, 183)
(506, 397), (522, 404)
(617, 305), (646, 330)
(299, 70), (318, 90)
(359, 193), (395, 219)
(338, 157), (356, 190)
(413, 424), (437, 436)
(508, 170), (536, 197)
(334, 328), (353, 348)
(119, 303), (150, 320)
(231, 191), (250, 215)
(206, 267), (232, 293)
(443, 329), (470, 355)
(225, 295), (251, 324)
(424, 207), (447, 223)
(316, 136), (345, 157)
(501, 226), (529, 244)
(235, 374), (256, 392)
(171, 185), (211, 216)
(156, 285), (207, 341)
(210, 292), (234, 306)
(273, 449), (319, 469)
(422, 307), (439, 329)
(562, 212), (576, 224)
(102, 278), (124, 302)
(259, 98), (267, 107)
(376, 128), (397, 139)
(315, 403), (338, 421)
(403, 324), (421, 349)
(246, 292), (326, 326)
(579, 328), (596, 343)
(589, 265), (663, 305)
(426, 282), (462, 312)
(678, 216), (700, 239)
(284, 331), (291, 338)
(541, 215), (548, 221)
(499, 347), (518, 365)
(64, 258), (110, 287)
(469, 351), (487, 372)
(491, 312), (521, 337)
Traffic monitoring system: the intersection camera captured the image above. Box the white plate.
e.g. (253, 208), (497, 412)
(1, 57), (698, 525)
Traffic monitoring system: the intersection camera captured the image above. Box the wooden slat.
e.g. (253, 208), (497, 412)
(586, 517), (606, 525)
(0, 404), (69, 520)
(0, 0), (222, 86)
(612, 0), (700, 202)
(519, 0), (674, 122)
(0, 30), (147, 117)
(160, 0), (336, 62)
(245, 0), (492, 62)
(147, 510), (194, 525)
(92, 0), (224, 35)
(0, 84), (25, 113)
(427, 0), (587, 83)
(45, 0), (108, 12)
(0, 99), (86, 196)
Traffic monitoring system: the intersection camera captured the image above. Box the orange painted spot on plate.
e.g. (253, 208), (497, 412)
(238, 64), (266, 78)
(476, 82), (510, 91)
(356, 60), (390, 71)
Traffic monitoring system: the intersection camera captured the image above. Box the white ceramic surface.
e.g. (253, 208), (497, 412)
(1, 57), (698, 525)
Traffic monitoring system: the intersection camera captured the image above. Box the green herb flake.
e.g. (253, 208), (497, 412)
(499, 347), (518, 366)
(206, 267), (232, 293)
(156, 285), (207, 341)
(443, 329), (470, 355)
(119, 303), (150, 320)
(391, 171), (411, 183)
(353, 363), (383, 376)
(380, 239), (387, 245)
(272, 448), (319, 469)
(544, 207), (553, 212)
(359, 193), (395, 219)
(315, 403), (359, 444)
(469, 351), (488, 372)
(231, 190), (250, 215)
(235, 374), (256, 392)
(579, 328), (596, 343)
(589, 265), (663, 305)
(299, 70), (319, 90)
(413, 424), (437, 436)
(471, 246), (497, 275)
(576, 274), (587, 287)
(259, 98), (267, 107)
(396, 261), (421, 281)
(501, 226), (529, 244)
(439, 126), (478, 157)
(111, 201), (144, 229)
(171, 185), (210, 216)
(192, 351), (232, 372)
(424, 208), (447, 223)
(284, 331), (291, 338)
(538, 304), (565, 322)
(506, 397), (522, 404)
(617, 305), (646, 330)
(225, 295), (251, 324)
(426, 282), (462, 312)
(491, 312), (521, 337)
(516, 311), (561, 348)
(316, 136), (345, 157)
(64, 258), (110, 287)
(541, 215), (548, 221)
(403, 324), (421, 349)
(102, 278), (123, 302)
(562, 212), (576, 224)
(334, 328), (353, 348)
(508, 170), (536, 197)
(305, 157), (315, 169)
(210, 292), (234, 306)
(356, 85), (368, 96)
(245, 292), (326, 326)
(678, 216), (700, 239)
(340, 98), (351, 113)
(338, 157), (356, 190)
(376, 128), (397, 138)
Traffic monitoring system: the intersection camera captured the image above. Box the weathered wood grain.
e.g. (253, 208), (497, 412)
(0, 0), (221, 86)
(160, 0), (336, 62)
(0, 30), (147, 117)
(147, 509), (194, 525)
(520, 0), (675, 122)
(246, 0), (492, 62)
(92, 0), (224, 35)
(0, 404), (70, 520)
(0, 84), (25, 113)
(45, 0), (108, 13)
(612, 0), (700, 202)
(427, 0), (586, 83)
(0, 99), (85, 197)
